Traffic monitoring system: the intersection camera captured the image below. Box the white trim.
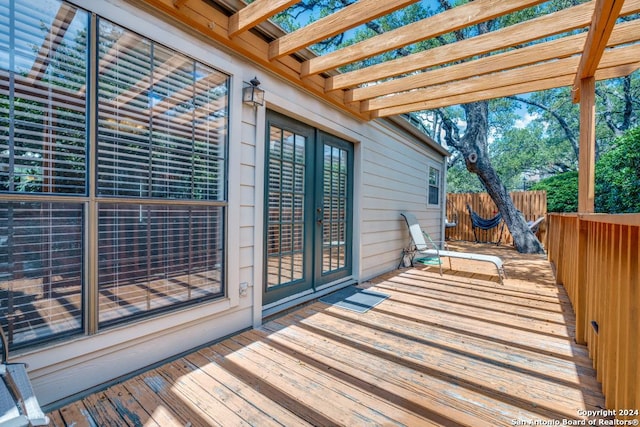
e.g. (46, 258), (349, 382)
(262, 277), (356, 318)
(226, 75), (243, 309)
(252, 104), (267, 328)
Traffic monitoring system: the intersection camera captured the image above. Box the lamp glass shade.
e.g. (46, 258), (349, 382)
(243, 85), (264, 106)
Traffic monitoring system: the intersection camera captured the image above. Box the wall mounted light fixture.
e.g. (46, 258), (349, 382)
(242, 76), (264, 106)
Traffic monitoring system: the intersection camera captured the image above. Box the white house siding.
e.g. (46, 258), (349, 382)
(10, 0), (446, 407)
(359, 121), (447, 281)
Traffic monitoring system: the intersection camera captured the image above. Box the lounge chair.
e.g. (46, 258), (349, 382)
(528, 216), (545, 233)
(401, 212), (506, 284)
(1, 324), (49, 427)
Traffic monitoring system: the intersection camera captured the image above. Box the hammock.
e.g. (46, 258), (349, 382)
(466, 204), (504, 244)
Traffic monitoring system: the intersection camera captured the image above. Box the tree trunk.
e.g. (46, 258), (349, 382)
(443, 102), (545, 254)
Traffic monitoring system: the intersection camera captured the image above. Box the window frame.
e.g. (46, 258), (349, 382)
(427, 164), (441, 207)
(0, 0), (233, 349)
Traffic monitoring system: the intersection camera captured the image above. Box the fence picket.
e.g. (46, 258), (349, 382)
(446, 191), (547, 246)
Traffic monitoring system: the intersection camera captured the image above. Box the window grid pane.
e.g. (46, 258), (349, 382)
(96, 20), (228, 201)
(0, 201), (84, 348)
(0, 0), (88, 195)
(267, 126), (306, 288)
(98, 203), (224, 326)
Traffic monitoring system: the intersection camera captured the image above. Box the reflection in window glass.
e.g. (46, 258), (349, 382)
(0, 0), (88, 194)
(1, 0), (229, 348)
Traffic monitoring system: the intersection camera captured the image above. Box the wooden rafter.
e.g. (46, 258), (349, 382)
(300, 0), (549, 77)
(348, 18), (640, 104)
(229, 0), (298, 37)
(137, 0), (370, 120)
(329, 0), (640, 93)
(137, 0), (640, 121)
(572, 0), (625, 102)
(349, 36), (585, 103)
(364, 56), (582, 112)
(329, 1), (597, 93)
(268, 0), (417, 60)
(28, 3), (77, 82)
(371, 43), (640, 117)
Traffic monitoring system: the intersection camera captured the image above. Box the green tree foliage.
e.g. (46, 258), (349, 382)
(595, 126), (640, 213)
(531, 171), (578, 213)
(446, 161), (484, 193)
(532, 127), (640, 213)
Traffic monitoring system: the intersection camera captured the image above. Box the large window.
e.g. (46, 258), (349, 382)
(0, 0), (229, 349)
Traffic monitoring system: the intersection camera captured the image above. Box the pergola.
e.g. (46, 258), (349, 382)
(138, 0), (639, 212)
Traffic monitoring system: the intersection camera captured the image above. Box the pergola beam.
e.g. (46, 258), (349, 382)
(228, 0), (298, 37)
(366, 42), (640, 112)
(363, 56), (581, 112)
(371, 43), (640, 117)
(329, 0), (597, 92)
(138, 0), (370, 120)
(268, 0), (418, 59)
(572, 0), (625, 102)
(349, 33), (585, 103)
(301, 0), (549, 77)
(139, 0), (640, 124)
(348, 18), (640, 103)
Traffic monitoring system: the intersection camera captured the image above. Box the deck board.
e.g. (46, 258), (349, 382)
(48, 243), (607, 426)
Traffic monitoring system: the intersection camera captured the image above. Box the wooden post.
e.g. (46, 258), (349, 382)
(578, 77), (596, 213)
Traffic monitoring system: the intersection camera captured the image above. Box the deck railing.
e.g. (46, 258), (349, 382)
(547, 213), (640, 416)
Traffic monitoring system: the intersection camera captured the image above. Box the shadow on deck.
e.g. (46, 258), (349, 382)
(47, 243), (607, 426)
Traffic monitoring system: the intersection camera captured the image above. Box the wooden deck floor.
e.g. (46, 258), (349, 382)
(47, 243), (607, 427)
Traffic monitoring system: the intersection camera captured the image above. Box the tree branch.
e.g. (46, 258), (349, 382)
(508, 95), (579, 159)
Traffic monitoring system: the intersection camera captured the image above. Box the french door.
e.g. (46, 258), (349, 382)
(263, 112), (353, 306)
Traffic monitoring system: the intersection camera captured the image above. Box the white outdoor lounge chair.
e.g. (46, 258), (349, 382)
(401, 212), (506, 284)
(1, 324), (49, 427)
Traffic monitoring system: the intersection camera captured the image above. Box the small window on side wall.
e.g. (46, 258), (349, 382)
(428, 166), (440, 206)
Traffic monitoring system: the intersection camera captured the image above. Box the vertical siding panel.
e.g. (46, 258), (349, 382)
(360, 123), (447, 279)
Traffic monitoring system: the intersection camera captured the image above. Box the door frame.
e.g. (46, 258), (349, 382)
(313, 131), (354, 287)
(262, 111), (353, 306)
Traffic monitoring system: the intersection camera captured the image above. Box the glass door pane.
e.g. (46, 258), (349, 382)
(264, 119), (314, 305)
(321, 145), (348, 274)
(315, 133), (352, 285)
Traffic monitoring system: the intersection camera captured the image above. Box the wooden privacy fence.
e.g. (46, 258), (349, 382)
(547, 213), (640, 416)
(446, 191), (547, 245)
